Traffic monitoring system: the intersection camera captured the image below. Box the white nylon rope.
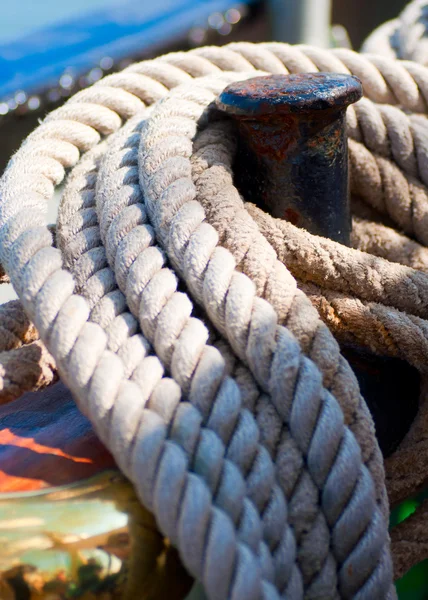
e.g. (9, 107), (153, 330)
(3, 41), (425, 598)
(362, 0), (428, 66)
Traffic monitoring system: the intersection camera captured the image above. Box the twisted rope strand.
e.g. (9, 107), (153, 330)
(390, 498), (428, 579)
(58, 119), (305, 598)
(2, 122), (288, 600)
(363, 0), (428, 66)
(138, 74), (393, 597)
(0, 300), (38, 352)
(91, 109), (337, 595)
(351, 216), (428, 272)
(5, 41), (426, 598)
(0, 340), (56, 404)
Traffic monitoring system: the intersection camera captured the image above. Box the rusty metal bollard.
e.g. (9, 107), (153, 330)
(216, 73), (419, 456)
(216, 72), (362, 245)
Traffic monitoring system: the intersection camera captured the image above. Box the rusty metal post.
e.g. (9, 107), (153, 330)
(216, 72), (362, 245)
(215, 73), (420, 457)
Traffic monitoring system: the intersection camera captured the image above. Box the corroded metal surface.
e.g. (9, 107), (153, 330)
(216, 73), (419, 456)
(216, 73), (362, 245)
(217, 72), (362, 114)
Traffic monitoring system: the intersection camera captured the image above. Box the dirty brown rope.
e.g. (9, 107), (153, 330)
(195, 110), (428, 517)
(0, 284), (57, 403)
(0, 339), (56, 404)
(390, 498), (428, 578)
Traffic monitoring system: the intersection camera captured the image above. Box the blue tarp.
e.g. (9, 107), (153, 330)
(0, 0), (254, 99)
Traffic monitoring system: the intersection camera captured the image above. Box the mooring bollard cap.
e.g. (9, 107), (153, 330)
(216, 72), (363, 116)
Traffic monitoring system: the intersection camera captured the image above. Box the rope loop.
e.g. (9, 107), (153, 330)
(7, 38), (428, 598)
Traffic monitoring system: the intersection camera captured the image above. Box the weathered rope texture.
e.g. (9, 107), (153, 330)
(362, 0), (428, 64)
(0, 299), (56, 402)
(8, 40), (428, 598)
(390, 498), (428, 580)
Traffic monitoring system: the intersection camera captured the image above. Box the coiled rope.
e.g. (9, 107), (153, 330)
(363, 0), (428, 64)
(6, 37), (428, 598)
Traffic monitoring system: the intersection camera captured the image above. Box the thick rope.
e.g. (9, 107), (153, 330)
(0, 264), (8, 284)
(59, 102), (371, 596)
(0, 339), (56, 404)
(0, 299), (56, 403)
(0, 300), (38, 352)
(58, 113), (308, 598)
(7, 40), (428, 597)
(362, 0), (428, 65)
(385, 384), (428, 507)
(248, 203), (428, 372)
(390, 498), (428, 579)
(188, 86), (428, 510)
(139, 75), (395, 596)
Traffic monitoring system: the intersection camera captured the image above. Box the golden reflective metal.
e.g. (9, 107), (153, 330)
(0, 471), (194, 600)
